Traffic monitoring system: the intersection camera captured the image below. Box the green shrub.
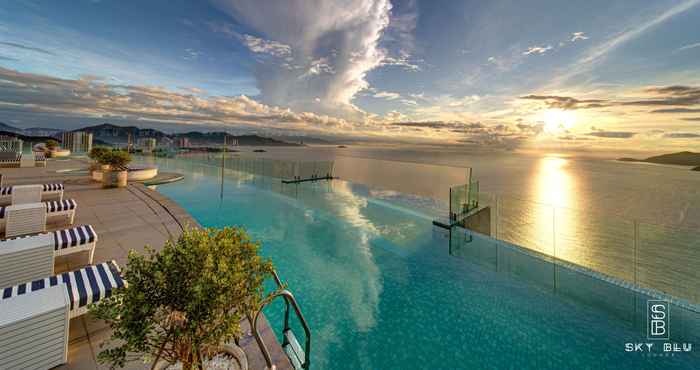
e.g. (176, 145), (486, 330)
(91, 227), (278, 369)
(100, 150), (132, 170)
(88, 147), (110, 162)
(45, 139), (59, 150)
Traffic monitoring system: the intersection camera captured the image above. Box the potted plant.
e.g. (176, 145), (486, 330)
(88, 147), (110, 175)
(101, 150), (131, 188)
(44, 139), (59, 158)
(91, 227), (278, 370)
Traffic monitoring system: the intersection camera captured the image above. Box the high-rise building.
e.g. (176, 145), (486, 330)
(61, 131), (93, 153)
(138, 138), (157, 153)
(177, 137), (190, 148)
(224, 135), (238, 147)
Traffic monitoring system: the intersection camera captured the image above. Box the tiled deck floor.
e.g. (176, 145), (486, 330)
(1, 158), (291, 370)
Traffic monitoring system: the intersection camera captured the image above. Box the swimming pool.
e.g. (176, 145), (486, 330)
(142, 156), (699, 369)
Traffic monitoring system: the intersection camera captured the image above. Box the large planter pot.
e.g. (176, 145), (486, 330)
(152, 343), (248, 370)
(102, 169), (128, 188)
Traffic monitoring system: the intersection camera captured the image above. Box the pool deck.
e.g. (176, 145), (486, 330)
(1, 158), (291, 370)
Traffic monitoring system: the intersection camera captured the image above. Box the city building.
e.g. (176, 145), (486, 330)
(177, 137), (190, 148)
(224, 135), (238, 147)
(138, 137), (157, 153)
(61, 131), (93, 153)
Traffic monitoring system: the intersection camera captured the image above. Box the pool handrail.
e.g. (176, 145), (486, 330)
(250, 269), (311, 370)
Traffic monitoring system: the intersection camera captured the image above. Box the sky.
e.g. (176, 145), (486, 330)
(1, 0), (700, 152)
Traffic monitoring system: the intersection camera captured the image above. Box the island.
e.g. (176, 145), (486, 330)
(619, 151), (700, 171)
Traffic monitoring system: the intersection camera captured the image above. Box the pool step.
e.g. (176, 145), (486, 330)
(283, 329), (306, 370)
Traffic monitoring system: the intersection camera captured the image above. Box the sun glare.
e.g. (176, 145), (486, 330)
(543, 109), (576, 134)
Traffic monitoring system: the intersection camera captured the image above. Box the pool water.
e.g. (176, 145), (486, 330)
(143, 157), (699, 369)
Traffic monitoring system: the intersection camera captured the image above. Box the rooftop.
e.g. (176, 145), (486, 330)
(1, 158), (291, 370)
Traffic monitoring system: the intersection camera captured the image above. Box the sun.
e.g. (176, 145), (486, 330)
(542, 109), (576, 134)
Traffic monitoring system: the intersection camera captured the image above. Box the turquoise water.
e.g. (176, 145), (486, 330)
(144, 157), (699, 369)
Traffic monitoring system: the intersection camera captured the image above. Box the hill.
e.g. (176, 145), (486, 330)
(79, 123), (301, 146)
(619, 151), (700, 170)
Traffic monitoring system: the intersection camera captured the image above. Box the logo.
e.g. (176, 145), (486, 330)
(647, 300), (669, 340)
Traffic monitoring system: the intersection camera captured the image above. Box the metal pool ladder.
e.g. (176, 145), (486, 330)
(251, 270), (311, 370)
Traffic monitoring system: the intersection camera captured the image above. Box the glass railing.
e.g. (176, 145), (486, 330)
(464, 193), (700, 307)
(175, 152), (334, 182)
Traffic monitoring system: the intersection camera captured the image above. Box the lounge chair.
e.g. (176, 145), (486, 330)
(0, 225), (98, 286)
(0, 261), (126, 369)
(34, 152), (47, 167)
(0, 153), (21, 168)
(0, 199), (77, 237)
(0, 183), (64, 205)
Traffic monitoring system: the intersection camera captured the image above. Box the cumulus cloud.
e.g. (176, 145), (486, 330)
(0, 66), (352, 133)
(570, 32), (589, 42)
(523, 45), (553, 55)
(211, 0), (392, 116)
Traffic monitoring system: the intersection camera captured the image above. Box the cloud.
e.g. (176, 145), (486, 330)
(0, 41), (56, 56)
(682, 117), (700, 121)
(586, 130), (637, 138)
(676, 41), (700, 52)
(211, 0), (392, 116)
(570, 32), (589, 42)
(0, 66), (353, 133)
(522, 85), (700, 112)
(183, 48), (202, 60)
(663, 132), (700, 138)
(621, 86), (700, 107)
(0, 55), (18, 61)
(373, 91), (401, 100)
(552, 0), (700, 85)
(650, 108), (700, 113)
(241, 34), (291, 57)
(523, 45), (553, 55)
(380, 53), (421, 71)
(519, 95), (607, 109)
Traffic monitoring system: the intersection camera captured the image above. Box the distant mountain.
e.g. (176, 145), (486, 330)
(619, 151), (700, 171)
(270, 135), (335, 145)
(23, 127), (64, 137)
(0, 130), (57, 143)
(174, 131), (301, 146)
(0, 122), (24, 134)
(78, 123), (300, 146)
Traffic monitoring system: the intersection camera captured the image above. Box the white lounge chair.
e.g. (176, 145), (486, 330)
(0, 183), (64, 205)
(4, 203), (46, 238)
(0, 225), (98, 286)
(0, 199), (77, 237)
(0, 261), (126, 368)
(34, 152), (47, 167)
(0, 153), (20, 168)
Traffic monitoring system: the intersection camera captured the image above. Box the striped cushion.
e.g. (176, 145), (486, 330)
(46, 199), (76, 213)
(53, 225), (96, 250)
(0, 184), (64, 195)
(43, 183), (64, 192)
(0, 261), (125, 311)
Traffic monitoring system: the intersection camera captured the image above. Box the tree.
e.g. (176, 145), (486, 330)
(91, 227), (279, 370)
